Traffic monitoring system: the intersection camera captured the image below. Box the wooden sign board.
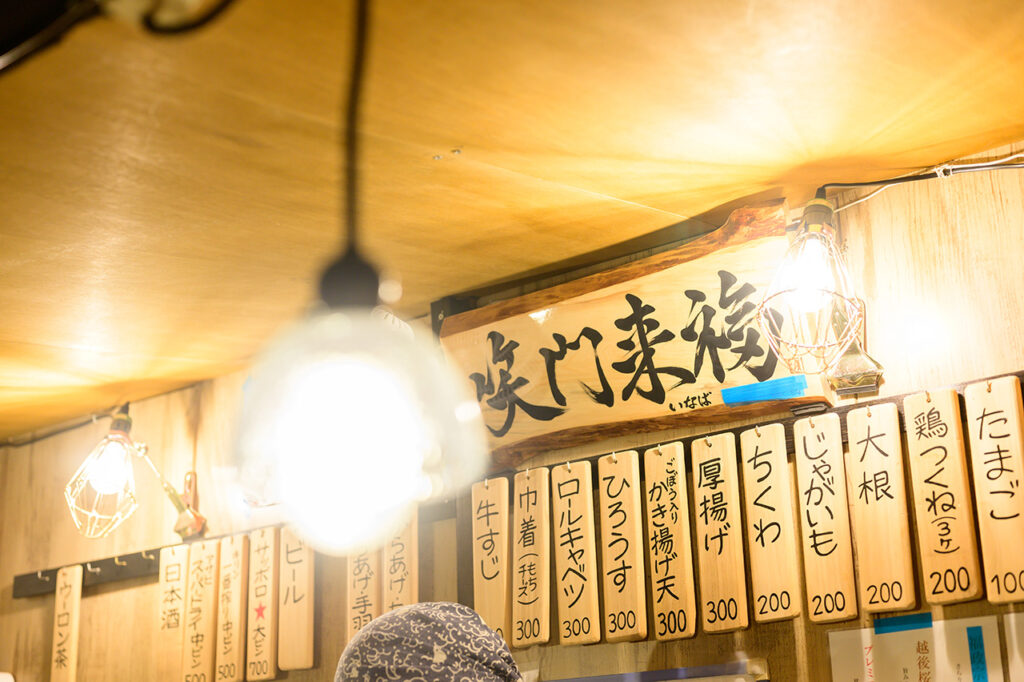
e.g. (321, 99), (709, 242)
(903, 389), (982, 604)
(691, 434), (749, 632)
(964, 376), (1024, 604)
(739, 424), (802, 622)
(845, 404), (916, 612)
(278, 527), (314, 670)
(158, 546), (188, 681)
(346, 550), (381, 642)
(247, 527), (279, 680)
(439, 201), (832, 468)
(598, 451), (647, 642)
(51, 564), (83, 682)
(550, 460), (601, 645)
(216, 535), (249, 682)
(794, 413), (858, 622)
(471, 477), (512, 643)
(643, 443), (697, 640)
(183, 539), (220, 682)
(382, 511), (419, 612)
(511, 468), (551, 647)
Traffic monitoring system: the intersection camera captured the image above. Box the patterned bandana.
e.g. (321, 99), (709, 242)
(335, 602), (523, 682)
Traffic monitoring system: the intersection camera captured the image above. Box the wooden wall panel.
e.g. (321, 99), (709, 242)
(3, 142), (1024, 682)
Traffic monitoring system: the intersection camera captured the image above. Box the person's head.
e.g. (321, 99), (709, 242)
(335, 601), (522, 681)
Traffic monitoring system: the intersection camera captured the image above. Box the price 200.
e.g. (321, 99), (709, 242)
(811, 590), (846, 616)
(756, 590), (791, 615)
(928, 567), (971, 595)
(867, 580), (904, 605)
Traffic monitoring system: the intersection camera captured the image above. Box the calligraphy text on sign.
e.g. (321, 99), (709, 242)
(247, 527), (279, 681)
(383, 513), (418, 612)
(846, 405), (915, 612)
(158, 545), (188, 680)
(216, 535), (248, 682)
(512, 469), (551, 647)
(347, 550), (381, 641)
(184, 540), (219, 682)
(440, 202), (832, 464)
(51, 565), (83, 682)
(550, 461), (600, 645)
(279, 527), (314, 670)
(644, 443), (696, 639)
(472, 478), (511, 642)
(904, 390), (982, 604)
(739, 424), (801, 622)
(794, 414), (857, 622)
(598, 452), (647, 642)
(965, 377), (1024, 604)
(692, 435), (748, 632)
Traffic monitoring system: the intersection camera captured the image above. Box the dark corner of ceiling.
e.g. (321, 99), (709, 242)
(0, 0), (99, 75)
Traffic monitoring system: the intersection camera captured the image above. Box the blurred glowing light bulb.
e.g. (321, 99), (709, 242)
(65, 411), (141, 538)
(781, 232), (837, 312)
(237, 308), (487, 554)
(86, 437), (134, 495)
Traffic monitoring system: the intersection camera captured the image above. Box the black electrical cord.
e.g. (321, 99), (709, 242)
(344, 0), (370, 253)
(141, 0), (238, 35)
(0, 0), (100, 74)
(317, 0), (381, 309)
(818, 162), (1024, 196)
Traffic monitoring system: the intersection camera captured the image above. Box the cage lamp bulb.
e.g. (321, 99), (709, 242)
(756, 198), (865, 375)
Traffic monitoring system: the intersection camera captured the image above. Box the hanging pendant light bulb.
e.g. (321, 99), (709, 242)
(756, 196), (866, 376)
(65, 405), (207, 539)
(235, 0), (487, 554)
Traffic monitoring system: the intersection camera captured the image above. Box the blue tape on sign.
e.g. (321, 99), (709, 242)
(873, 612), (933, 634)
(968, 625), (988, 682)
(721, 375), (808, 405)
(549, 661), (751, 682)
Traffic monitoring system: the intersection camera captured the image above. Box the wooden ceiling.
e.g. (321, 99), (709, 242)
(2, 0), (1024, 439)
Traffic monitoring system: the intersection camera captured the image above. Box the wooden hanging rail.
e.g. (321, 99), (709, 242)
(12, 498), (457, 599)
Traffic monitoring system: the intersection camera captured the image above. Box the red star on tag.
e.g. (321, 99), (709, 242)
(255, 603), (266, 619)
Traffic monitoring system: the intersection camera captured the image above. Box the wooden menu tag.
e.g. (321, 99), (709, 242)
(511, 468), (551, 647)
(846, 404), (916, 612)
(794, 413), (858, 622)
(472, 477), (512, 643)
(383, 511), (418, 612)
(246, 527), (279, 680)
(598, 450), (647, 642)
(644, 442), (697, 640)
(50, 564), (83, 682)
(158, 546), (188, 680)
(216, 535), (249, 682)
(739, 424), (802, 622)
(346, 549), (381, 642)
(278, 527), (314, 670)
(691, 434), (748, 632)
(550, 460), (601, 645)
(964, 376), (1024, 604)
(183, 539), (220, 682)
(904, 389), (982, 604)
